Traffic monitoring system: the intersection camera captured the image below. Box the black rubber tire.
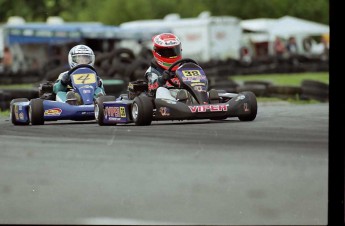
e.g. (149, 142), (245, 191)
(238, 91), (257, 121)
(209, 79), (239, 93)
(301, 86), (329, 102)
(125, 59), (150, 82)
(95, 95), (116, 126)
(102, 80), (127, 97)
(44, 65), (70, 81)
(138, 48), (153, 60)
(268, 85), (302, 95)
(114, 48), (136, 62)
(10, 98), (30, 125)
(300, 80), (329, 102)
(243, 80), (273, 87)
(38, 81), (55, 98)
(106, 60), (125, 78)
(301, 80), (329, 90)
(4, 88), (39, 100)
(237, 84), (268, 97)
(29, 99), (44, 125)
(131, 95), (153, 126)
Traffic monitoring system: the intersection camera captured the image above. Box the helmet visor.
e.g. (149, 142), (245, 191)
(154, 45), (181, 58)
(72, 54), (93, 65)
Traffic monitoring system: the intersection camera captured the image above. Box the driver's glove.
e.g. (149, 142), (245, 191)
(162, 70), (172, 82)
(98, 77), (103, 88)
(60, 73), (71, 86)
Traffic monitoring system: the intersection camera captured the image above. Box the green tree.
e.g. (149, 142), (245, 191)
(0, 0), (88, 23)
(0, 0), (329, 25)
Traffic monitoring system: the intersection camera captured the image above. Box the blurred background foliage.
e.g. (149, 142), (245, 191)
(0, 0), (329, 25)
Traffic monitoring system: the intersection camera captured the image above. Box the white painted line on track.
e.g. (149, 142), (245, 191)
(78, 217), (187, 225)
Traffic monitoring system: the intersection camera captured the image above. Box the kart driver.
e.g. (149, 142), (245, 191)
(145, 33), (188, 101)
(53, 44), (105, 104)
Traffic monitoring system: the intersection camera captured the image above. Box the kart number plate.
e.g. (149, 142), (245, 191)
(182, 70), (202, 77)
(72, 73), (96, 84)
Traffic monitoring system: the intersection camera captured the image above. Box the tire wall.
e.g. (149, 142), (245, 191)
(0, 47), (329, 110)
(0, 88), (39, 111)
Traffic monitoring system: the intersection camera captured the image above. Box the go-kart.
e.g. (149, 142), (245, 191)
(94, 58), (257, 126)
(10, 64), (115, 125)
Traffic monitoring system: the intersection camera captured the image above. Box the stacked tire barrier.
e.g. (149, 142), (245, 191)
(1, 46), (328, 85)
(209, 77), (238, 93)
(0, 73), (42, 85)
(209, 78), (328, 102)
(300, 80), (329, 102)
(0, 88), (38, 111)
(92, 48), (150, 82)
(102, 79), (127, 97)
(237, 81), (273, 97)
(0, 78), (329, 111)
(124, 58), (150, 82)
(0, 80), (126, 111)
(0, 47), (329, 111)
(267, 85), (303, 100)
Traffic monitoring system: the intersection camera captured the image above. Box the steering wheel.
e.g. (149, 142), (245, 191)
(67, 64), (97, 76)
(165, 58), (199, 88)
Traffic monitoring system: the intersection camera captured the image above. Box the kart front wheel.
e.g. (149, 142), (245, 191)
(10, 98), (29, 125)
(95, 95), (116, 126)
(132, 96), (153, 126)
(29, 99), (44, 125)
(238, 91), (257, 121)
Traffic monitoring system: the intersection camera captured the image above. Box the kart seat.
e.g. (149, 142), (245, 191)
(66, 91), (79, 105)
(176, 89), (189, 103)
(208, 89), (220, 104)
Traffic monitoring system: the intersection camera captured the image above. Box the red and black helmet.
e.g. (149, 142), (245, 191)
(152, 33), (182, 71)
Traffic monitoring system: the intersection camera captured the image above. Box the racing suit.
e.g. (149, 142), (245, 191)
(53, 71), (105, 102)
(145, 59), (181, 100)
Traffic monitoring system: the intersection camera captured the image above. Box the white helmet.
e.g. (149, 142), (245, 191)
(68, 45), (95, 68)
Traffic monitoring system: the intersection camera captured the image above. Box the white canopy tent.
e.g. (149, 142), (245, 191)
(269, 16), (329, 39)
(240, 18), (277, 33)
(240, 18), (276, 58)
(240, 18), (275, 46)
(241, 16), (329, 39)
(268, 16), (329, 55)
(240, 16), (329, 55)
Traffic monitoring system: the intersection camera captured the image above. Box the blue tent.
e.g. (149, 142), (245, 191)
(80, 25), (122, 39)
(4, 23), (171, 45)
(4, 23), (109, 45)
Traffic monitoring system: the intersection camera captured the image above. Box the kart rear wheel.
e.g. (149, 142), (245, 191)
(10, 98), (29, 125)
(95, 95), (116, 126)
(238, 91), (257, 121)
(132, 95), (153, 126)
(29, 99), (44, 125)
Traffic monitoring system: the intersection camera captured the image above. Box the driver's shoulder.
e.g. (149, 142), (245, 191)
(145, 66), (161, 77)
(151, 60), (165, 74)
(57, 71), (68, 80)
(150, 67), (162, 76)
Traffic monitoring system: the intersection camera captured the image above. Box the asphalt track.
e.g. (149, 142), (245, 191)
(0, 102), (328, 225)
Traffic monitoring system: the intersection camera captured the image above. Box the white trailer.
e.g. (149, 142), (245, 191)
(120, 12), (242, 63)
